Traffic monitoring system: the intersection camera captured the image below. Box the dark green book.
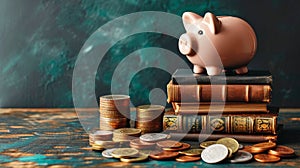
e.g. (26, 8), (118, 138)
(172, 69), (272, 85)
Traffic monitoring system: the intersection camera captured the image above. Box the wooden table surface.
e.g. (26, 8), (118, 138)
(0, 108), (299, 168)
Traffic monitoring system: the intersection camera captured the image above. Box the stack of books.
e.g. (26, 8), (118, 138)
(163, 69), (279, 142)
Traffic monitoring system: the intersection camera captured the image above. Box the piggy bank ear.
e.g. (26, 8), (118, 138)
(182, 12), (202, 30)
(203, 12), (222, 34)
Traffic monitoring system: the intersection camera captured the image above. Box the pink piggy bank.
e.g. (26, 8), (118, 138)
(178, 12), (257, 75)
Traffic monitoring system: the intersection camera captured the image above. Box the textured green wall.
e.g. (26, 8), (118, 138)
(0, 0), (299, 107)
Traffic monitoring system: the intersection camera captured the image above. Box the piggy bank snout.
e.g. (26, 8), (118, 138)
(178, 33), (195, 55)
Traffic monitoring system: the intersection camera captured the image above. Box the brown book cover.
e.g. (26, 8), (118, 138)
(167, 81), (271, 103)
(169, 133), (277, 143)
(163, 112), (277, 134)
(172, 102), (271, 114)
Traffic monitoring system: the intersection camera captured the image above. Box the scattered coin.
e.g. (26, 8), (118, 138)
(120, 153), (149, 163)
(140, 133), (168, 142)
(149, 151), (179, 160)
(111, 148), (139, 158)
(102, 148), (117, 158)
(156, 140), (182, 148)
(179, 149), (203, 156)
(162, 142), (191, 152)
(216, 137), (239, 153)
(268, 145), (295, 158)
(254, 154), (280, 163)
(242, 145), (265, 154)
(90, 130), (113, 141)
(201, 144), (229, 164)
(227, 148), (233, 158)
(129, 138), (156, 149)
(229, 150), (253, 163)
(176, 155), (201, 162)
(252, 142), (276, 153)
(239, 144), (244, 149)
(199, 141), (216, 148)
(91, 144), (105, 151)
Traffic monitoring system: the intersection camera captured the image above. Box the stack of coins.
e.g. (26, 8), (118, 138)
(89, 130), (113, 145)
(99, 95), (130, 130)
(113, 128), (142, 142)
(136, 105), (165, 134)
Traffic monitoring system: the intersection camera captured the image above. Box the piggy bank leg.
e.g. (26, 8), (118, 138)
(193, 65), (205, 74)
(235, 66), (248, 74)
(206, 66), (223, 76)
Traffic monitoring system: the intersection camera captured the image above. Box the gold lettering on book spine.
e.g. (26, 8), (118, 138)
(163, 115), (181, 131)
(254, 117), (276, 134)
(231, 116), (253, 133)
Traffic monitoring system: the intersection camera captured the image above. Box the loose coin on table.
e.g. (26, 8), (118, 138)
(254, 154), (280, 163)
(229, 150), (253, 163)
(102, 148), (117, 158)
(149, 151), (179, 160)
(162, 142), (191, 152)
(216, 137), (239, 153)
(156, 140), (182, 148)
(242, 145), (264, 154)
(176, 155), (201, 162)
(179, 149), (203, 156)
(130, 138), (156, 149)
(111, 148), (139, 158)
(120, 153), (149, 163)
(200, 141), (216, 148)
(140, 133), (168, 142)
(268, 145), (295, 158)
(201, 144), (228, 164)
(252, 142), (276, 152)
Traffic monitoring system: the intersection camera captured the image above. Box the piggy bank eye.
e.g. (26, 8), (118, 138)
(198, 30), (204, 35)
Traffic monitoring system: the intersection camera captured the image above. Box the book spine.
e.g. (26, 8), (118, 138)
(167, 82), (271, 103)
(169, 133), (278, 143)
(172, 102), (270, 114)
(163, 113), (277, 134)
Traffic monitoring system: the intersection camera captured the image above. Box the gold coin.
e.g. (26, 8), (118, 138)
(111, 148), (139, 158)
(114, 128), (142, 135)
(216, 138), (239, 153)
(227, 148), (233, 158)
(94, 140), (119, 146)
(120, 153), (149, 163)
(179, 148), (203, 156)
(199, 141), (216, 148)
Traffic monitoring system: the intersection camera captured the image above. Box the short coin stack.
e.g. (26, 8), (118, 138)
(135, 105), (164, 134)
(89, 130), (119, 151)
(99, 95), (130, 130)
(112, 128), (142, 143)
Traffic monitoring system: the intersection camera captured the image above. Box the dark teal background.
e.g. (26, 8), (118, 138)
(0, 0), (299, 107)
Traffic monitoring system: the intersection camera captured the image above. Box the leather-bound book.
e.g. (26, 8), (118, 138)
(172, 69), (272, 85)
(167, 81), (271, 103)
(163, 111), (278, 134)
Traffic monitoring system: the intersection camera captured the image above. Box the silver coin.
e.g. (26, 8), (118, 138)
(139, 133), (168, 142)
(239, 144), (244, 149)
(201, 144), (228, 164)
(102, 148), (117, 158)
(229, 150), (253, 163)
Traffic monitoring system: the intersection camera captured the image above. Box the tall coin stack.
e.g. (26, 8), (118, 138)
(136, 105), (165, 134)
(99, 95), (130, 130)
